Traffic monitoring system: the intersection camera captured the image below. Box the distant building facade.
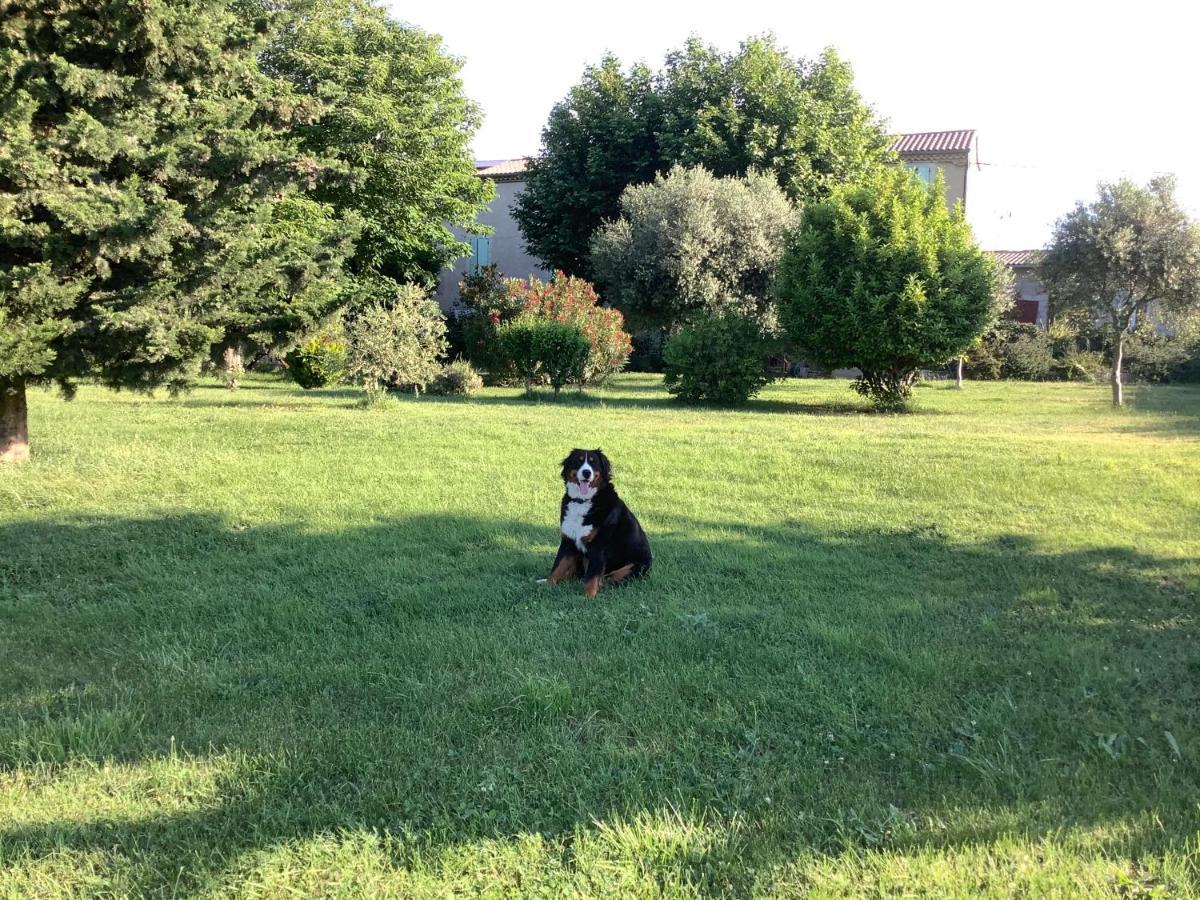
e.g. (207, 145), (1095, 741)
(888, 132), (1052, 328)
(990, 250), (1047, 326)
(889, 129), (975, 210)
(434, 158), (548, 310)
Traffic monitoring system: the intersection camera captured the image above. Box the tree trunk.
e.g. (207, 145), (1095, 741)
(1111, 333), (1125, 407)
(220, 345), (244, 390)
(1, 378), (30, 463)
(955, 357), (964, 389)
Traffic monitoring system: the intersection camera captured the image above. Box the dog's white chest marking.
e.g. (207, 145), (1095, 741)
(561, 500), (593, 552)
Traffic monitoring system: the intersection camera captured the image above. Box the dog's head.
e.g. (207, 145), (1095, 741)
(561, 448), (611, 500)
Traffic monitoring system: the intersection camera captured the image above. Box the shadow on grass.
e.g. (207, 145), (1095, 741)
(1, 513), (1196, 892)
(1129, 384), (1200, 436)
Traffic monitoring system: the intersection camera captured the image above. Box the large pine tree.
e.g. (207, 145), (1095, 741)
(0, 0), (349, 461)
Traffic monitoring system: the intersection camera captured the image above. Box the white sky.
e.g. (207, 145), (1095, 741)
(394, 0), (1200, 251)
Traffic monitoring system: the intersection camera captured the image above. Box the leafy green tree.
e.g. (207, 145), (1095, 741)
(658, 40), (890, 201)
(776, 169), (1000, 409)
(515, 35), (891, 278)
(256, 0), (493, 286)
(344, 284), (447, 404)
(1040, 176), (1200, 406)
(1, 0), (342, 462)
(511, 55), (660, 280)
(590, 166), (798, 332)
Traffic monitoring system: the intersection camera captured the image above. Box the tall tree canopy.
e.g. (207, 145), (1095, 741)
(514, 35), (892, 280)
(1040, 176), (1200, 406)
(510, 55), (661, 282)
(0, 0), (349, 461)
(256, 0), (493, 286)
(775, 168), (1002, 408)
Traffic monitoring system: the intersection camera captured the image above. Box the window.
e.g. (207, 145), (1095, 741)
(911, 164), (937, 184)
(468, 236), (491, 274)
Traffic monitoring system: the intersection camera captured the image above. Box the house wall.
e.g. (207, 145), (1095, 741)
(1012, 267), (1048, 327)
(900, 155), (969, 210)
(434, 178), (551, 310)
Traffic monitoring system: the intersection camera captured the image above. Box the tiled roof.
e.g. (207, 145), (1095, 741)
(990, 250), (1042, 267)
(890, 130), (975, 155)
(475, 158), (530, 178)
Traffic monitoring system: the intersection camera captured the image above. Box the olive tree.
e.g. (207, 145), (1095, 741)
(1040, 176), (1200, 406)
(590, 166), (799, 332)
(345, 284), (447, 404)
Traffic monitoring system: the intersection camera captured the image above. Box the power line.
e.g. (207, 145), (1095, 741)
(974, 159), (1175, 178)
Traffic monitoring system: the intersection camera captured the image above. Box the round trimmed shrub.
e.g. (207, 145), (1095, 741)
(428, 360), (484, 396)
(663, 313), (773, 405)
(496, 317), (589, 396)
(509, 272), (632, 386)
(285, 333), (348, 388)
(533, 319), (589, 395)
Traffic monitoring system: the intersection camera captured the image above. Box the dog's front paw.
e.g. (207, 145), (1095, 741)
(535, 578), (549, 585)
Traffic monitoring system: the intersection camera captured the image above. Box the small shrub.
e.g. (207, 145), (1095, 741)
(285, 333), (348, 389)
(345, 284), (447, 404)
(495, 318), (589, 396)
(509, 272), (632, 386)
(998, 322), (1054, 379)
(534, 320), (590, 395)
(964, 321), (1055, 381)
(962, 341), (1002, 380)
(456, 264), (523, 381)
(495, 318), (542, 396)
(1123, 329), (1200, 383)
(1054, 350), (1107, 382)
(663, 313), (773, 405)
(456, 269), (632, 387)
(428, 360), (484, 396)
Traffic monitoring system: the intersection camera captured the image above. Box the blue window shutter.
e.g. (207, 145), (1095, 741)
(469, 236), (491, 273)
(910, 164), (934, 183)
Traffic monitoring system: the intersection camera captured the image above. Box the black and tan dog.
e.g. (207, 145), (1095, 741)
(545, 449), (652, 597)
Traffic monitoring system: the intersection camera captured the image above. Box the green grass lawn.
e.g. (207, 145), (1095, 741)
(2, 374), (1198, 897)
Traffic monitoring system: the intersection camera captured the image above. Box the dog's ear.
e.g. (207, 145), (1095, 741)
(594, 448), (612, 484)
(561, 449), (578, 481)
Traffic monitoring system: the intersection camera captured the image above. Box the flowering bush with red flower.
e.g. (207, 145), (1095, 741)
(457, 267), (630, 386)
(508, 271), (632, 386)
